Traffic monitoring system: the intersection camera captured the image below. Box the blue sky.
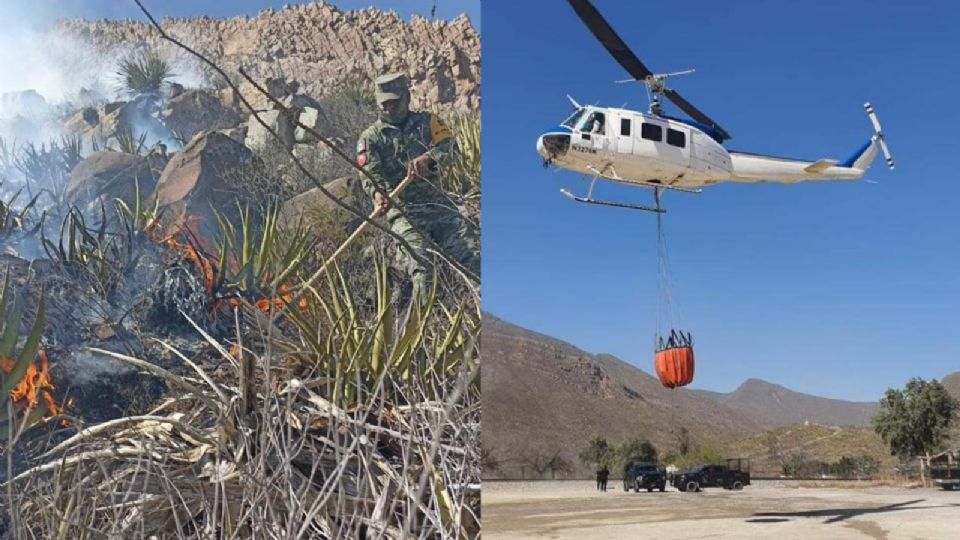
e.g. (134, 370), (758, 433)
(482, 0), (960, 402)
(3, 1), (479, 29)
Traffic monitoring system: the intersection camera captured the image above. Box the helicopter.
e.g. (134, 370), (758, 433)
(537, 0), (895, 213)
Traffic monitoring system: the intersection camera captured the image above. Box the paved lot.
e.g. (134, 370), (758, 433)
(483, 481), (960, 539)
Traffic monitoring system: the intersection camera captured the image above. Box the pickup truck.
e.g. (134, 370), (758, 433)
(622, 461), (667, 492)
(672, 459), (751, 492)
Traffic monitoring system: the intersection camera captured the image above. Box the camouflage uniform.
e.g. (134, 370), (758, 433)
(357, 73), (479, 296)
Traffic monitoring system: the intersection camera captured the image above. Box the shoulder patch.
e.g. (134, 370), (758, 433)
(356, 138), (368, 166)
(430, 114), (453, 146)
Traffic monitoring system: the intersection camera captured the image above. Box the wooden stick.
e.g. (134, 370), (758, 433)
(272, 175), (414, 323)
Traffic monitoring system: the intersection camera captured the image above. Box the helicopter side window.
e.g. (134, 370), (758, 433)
(667, 128), (686, 148)
(580, 112), (605, 134)
(641, 123), (663, 141)
(620, 118), (631, 137)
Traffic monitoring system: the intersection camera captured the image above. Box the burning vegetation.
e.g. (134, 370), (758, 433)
(0, 3), (481, 539)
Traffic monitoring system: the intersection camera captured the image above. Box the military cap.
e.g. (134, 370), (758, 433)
(374, 72), (409, 103)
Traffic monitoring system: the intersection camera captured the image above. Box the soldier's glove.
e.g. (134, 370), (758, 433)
(373, 190), (391, 217)
(407, 153), (435, 179)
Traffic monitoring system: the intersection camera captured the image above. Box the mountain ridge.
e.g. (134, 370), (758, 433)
(482, 313), (888, 478)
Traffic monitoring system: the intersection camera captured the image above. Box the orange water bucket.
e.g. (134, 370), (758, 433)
(654, 346), (695, 388)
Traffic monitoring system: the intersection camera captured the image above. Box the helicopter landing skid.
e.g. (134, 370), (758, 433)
(560, 188), (665, 213)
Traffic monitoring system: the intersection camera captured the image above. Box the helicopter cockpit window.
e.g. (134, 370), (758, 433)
(580, 112), (605, 134)
(667, 128), (686, 148)
(562, 109), (585, 129)
(641, 122), (663, 141)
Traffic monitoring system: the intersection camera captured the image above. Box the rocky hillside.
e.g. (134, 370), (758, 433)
(727, 424), (894, 477)
(483, 314), (884, 479)
(51, 2), (480, 111)
(943, 371), (960, 400)
(705, 378), (878, 427)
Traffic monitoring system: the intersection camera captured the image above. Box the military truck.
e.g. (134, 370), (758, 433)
(622, 461), (667, 493)
(672, 458), (750, 492)
(929, 451), (958, 491)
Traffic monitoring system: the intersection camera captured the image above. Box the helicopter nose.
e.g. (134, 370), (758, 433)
(537, 131), (571, 160)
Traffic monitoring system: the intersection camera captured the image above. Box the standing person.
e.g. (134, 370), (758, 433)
(356, 72), (480, 300)
(600, 465), (610, 492)
(596, 468), (603, 491)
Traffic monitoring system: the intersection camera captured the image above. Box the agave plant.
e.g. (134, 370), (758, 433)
(0, 271), (49, 442)
(117, 50), (173, 97)
(439, 111), (480, 214)
(0, 187), (41, 240)
(112, 124), (148, 156)
(41, 202), (147, 300)
(14, 141), (73, 212)
(287, 254), (479, 405)
(210, 202), (317, 309)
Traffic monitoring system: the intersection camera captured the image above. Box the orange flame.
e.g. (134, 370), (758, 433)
(2, 350), (63, 419)
(153, 215), (308, 315)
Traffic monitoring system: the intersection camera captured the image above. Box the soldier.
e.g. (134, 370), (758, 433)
(356, 72), (479, 299)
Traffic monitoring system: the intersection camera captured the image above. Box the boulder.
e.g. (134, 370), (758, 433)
(160, 89), (241, 143)
(218, 125), (248, 144)
(0, 90), (49, 118)
(244, 109), (295, 155)
(66, 151), (163, 208)
(279, 176), (359, 233)
(63, 107), (100, 135)
(294, 106), (330, 142)
(65, 99), (170, 152)
(152, 131), (255, 238)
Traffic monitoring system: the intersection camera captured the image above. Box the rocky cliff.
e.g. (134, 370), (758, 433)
(51, 2), (480, 111)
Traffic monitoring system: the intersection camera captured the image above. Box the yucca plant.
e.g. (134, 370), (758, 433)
(439, 110), (480, 216)
(58, 135), (84, 172)
(0, 271), (49, 442)
(117, 50), (173, 97)
(4, 251), (480, 538)
(14, 140), (74, 214)
(287, 255), (479, 405)
(114, 177), (160, 233)
(40, 203), (144, 299)
(112, 124), (148, 156)
(210, 202), (317, 307)
(0, 187), (41, 239)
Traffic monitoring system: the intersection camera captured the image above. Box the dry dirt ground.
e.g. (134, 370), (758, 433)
(483, 481), (960, 539)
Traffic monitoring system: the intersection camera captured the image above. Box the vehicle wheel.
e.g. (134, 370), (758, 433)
(685, 480), (699, 493)
(647, 487), (653, 492)
(659, 485), (666, 492)
(731, 480), (744, 491)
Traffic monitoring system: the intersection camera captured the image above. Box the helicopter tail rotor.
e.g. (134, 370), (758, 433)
(864, 102), (894, 170)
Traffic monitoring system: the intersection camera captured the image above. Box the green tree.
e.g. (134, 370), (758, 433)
(618, 437), (658, 468)
(674, 426), (692, 456)
(873, 378), (959, 484)
(578, 435), (615, 470)
(664, 446), (725, 471)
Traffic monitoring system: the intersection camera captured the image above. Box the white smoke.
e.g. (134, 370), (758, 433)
(0, 2), (208, 127)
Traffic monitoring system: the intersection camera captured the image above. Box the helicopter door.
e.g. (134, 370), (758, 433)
(577, 110), (610, 153)
(615, 115), (634, 154)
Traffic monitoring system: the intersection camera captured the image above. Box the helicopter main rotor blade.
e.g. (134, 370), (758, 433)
(663, 88), (732, 141)
(567, 0), (653, 82)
